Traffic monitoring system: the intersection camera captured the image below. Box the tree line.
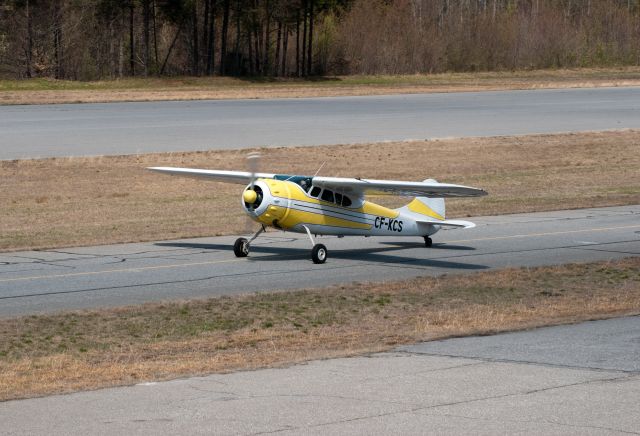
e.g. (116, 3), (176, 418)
(1, 0), (639, 80)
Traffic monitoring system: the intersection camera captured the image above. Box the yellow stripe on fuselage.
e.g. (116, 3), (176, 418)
(258, 205), (372, 230)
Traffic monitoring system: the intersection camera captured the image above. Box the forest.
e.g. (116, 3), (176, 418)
(1, 0), (639, 80)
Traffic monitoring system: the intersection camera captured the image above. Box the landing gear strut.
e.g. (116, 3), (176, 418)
(303, 225), (327, 264)
(233, 225), (266, 258)
(424, 236), (433, 247)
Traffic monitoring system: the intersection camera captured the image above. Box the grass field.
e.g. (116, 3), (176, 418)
(2, 67), (640, 105)
(1, 130), (639, 252)
(1, 257), (638, 401)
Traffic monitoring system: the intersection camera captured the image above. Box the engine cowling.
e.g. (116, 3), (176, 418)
(242, 179), (292, 228)
(242, 180), (272, 220)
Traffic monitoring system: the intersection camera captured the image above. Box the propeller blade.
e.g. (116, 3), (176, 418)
(247, 152), (261, 212)
(247, 151), (261, 190)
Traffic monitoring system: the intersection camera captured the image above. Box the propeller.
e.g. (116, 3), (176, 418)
(243, 152), (262, 234)
(243, 152), (261, 212)
(247, 151), (260, 191)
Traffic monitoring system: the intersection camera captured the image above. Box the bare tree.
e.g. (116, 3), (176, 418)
(143, 0), (150, 75)
(1, 0), (639, 80)
(307, 0), (313, 75)
(219, 0), (230, 74)
(129, 1), (135, 75)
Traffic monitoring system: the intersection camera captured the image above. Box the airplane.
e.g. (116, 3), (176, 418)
(148, 159), (487, 264)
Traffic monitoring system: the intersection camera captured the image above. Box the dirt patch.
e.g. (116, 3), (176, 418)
(3, 68), (640, 105)
(1, 130), (639, 252)
(0, 257), (638, 401)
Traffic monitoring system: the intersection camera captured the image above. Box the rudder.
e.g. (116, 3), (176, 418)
(406, 179), (445, 220)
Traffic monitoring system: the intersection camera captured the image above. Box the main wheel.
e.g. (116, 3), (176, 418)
(233, 237), (249, 257)
(311, 243), (327, 264)
(424, 236), (433, 247)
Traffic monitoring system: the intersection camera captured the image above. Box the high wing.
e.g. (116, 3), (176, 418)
(311, 176), (487, 198)
(147, 167), (487, 198)
(147, 167), (275, 184)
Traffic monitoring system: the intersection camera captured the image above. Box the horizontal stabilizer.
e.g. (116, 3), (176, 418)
(416, 218), (476, 229)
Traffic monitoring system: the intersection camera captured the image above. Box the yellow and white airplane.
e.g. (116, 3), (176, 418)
(148, 161), (487, 264)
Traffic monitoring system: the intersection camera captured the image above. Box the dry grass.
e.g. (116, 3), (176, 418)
(1, 130), (639, 252)
(0, 257), (638, 401)
(2, 67), (640, 105)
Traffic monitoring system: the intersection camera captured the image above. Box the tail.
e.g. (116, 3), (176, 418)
(406, 179), (446, 220)
(397, 179), (476, 229)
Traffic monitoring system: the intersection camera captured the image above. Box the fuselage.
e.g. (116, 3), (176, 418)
(245, 178), (440, 237)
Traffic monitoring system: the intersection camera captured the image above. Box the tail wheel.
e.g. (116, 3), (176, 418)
(424, 236), (433, 247)
(233, 237), (249, 257)
(311, 244), (327, 264)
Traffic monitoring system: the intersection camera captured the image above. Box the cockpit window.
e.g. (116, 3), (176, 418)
(321, 189), (334, 203)
(341, 195), (352, 207)
(310, 186), (321, 197)
(299, 179), (311, 192)
(273, 175), (313, 192)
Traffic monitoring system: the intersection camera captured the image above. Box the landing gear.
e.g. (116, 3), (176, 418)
(233, 238), (249, 257)
(311, 244), (327, 264)
(303, 225), (328, 264)
(424, 236), (433, 247)
(233, 225), (266, 258)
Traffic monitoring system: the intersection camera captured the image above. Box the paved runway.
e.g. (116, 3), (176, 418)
(2, 87), (640, 159)
(1, 205), (638, 318)
(1, 316), (638, 435)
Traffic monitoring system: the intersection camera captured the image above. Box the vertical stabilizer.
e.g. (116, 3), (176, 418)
(405, 179), (445, 220)
(406, 197), (445, 220)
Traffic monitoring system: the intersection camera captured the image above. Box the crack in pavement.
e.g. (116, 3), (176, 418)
(395, 349), (640, 374)
(571, 247), (640, 255)
(367, 238), (640, 274)
(354, 359), (486, 383)
(249, 371), (635, 435)
(429, 411), (640, 435)
(475, 209), (640, 225)
(243, 392), (417, 409)
(0, 256), (78, 269)
(0, 259), (369, 300)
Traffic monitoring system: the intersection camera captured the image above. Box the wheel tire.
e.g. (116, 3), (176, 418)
(424, 236), (433, 247)
(233, 237), (249, 257)
(311, 244), (328, 264)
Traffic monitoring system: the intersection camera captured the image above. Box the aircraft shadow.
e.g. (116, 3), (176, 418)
(156, 241), (486, 270)
(378, 241), (476, 251)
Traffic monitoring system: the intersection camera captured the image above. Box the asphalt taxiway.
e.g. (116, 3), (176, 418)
(1, 316), (638, 435)
(2, 86), (640, 159)
(0, 205), (638, 317)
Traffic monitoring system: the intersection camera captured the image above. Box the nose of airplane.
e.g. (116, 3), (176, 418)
(243, 189), (258, 205)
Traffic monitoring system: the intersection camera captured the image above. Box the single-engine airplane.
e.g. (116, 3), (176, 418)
(148, 159), (487, 264)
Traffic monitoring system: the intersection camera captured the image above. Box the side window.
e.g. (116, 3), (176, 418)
(310, 186), (321, 197)
(334, 193), (343, 205)
(341, 195), (352, 207)
(321, 189), (334, 203)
